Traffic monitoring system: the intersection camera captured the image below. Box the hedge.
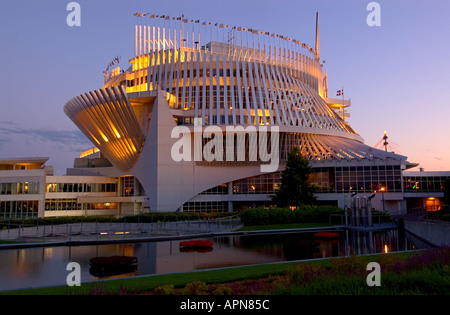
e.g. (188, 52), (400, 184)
(0, 211), (239, 229)
(240, 205), (343, 226)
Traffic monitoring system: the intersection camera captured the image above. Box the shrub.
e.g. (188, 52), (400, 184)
(182, 281), (208, 295)
(153, 284), (175, 295)
(331, 255), (371, 277)
(287, 263), (330, 284)
(212, 284), (232, 295)
(240, 205), (343, 226)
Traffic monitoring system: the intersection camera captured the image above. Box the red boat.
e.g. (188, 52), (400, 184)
(179, 240), (214, 248)
(314, 232), (340, 239)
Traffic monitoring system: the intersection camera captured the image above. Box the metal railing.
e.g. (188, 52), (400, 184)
(405, 206), (450, 222)
(0, 215), (242, 242)
(329, 213), (393, 227)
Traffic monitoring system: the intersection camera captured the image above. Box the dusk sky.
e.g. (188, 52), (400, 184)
(1, 0), (449, 174)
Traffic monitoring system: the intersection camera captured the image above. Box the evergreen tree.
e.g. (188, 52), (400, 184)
(273, 146), (316, 207)
(443, 178), (450, 209)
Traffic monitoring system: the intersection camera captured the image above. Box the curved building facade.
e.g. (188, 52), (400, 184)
(64, 14), (414, 213)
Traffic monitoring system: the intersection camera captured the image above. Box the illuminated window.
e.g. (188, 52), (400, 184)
(122, 177), (135, 196)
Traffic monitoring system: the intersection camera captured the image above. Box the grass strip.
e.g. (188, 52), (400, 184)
(3, 251), (416, 295)
(3, 258), (336, 295)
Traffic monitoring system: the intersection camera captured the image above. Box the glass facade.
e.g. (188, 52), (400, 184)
(0, 182), (40, 195)
(232, 172), (281, 194)
(230, 165), (403, 195)
(45, 199), (80, 211)
(0, 200), (39, 219)
(122, 177), (135, 196)
(121, 176), (146, 197)
(310, 167), (335, 193)
(403, 175), (450, 193)
(182, 201), (227, 212)
(44, 199), (117, 211)
(335, 165), (402, 193)
(199, 183), (228, 195)
(185, 164), (405, 212)
(46, 182), (117, 193)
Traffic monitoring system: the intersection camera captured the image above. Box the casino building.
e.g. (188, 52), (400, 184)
(3, 13), (444, 219)
(1, 14), (448, 219)
(61, 12), (430, 215)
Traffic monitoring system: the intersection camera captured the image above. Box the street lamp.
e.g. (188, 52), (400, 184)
(346, 191), (358, 226)
(380, 186), (386, 212)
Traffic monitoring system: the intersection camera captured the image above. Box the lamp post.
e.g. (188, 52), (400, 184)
(380, 186), (386, 212)
(368, 193), (376, 226)
(348, 191), (357, 226)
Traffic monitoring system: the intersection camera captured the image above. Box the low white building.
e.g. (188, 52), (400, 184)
(0, 157), (147, 219)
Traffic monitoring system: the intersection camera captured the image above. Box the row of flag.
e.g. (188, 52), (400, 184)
(133, 13), (314, 53)
(105, 56), (121, 72)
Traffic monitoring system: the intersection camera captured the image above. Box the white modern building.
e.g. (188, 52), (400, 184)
(0, 156), (147, 219)
(61, 13), (425, 215)
(2, 13), (447, 219)
(0, 158), (50, 218)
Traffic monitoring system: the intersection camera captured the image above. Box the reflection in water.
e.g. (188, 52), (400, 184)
(88, 256), (138, 278)
(0, 229), (429, 291)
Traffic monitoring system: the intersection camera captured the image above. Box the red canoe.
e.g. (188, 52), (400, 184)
(180, 240), (214, 248)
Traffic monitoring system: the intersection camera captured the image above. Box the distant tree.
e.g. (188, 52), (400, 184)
(443, 178), (450, 209)
(272, 146), (317, 207)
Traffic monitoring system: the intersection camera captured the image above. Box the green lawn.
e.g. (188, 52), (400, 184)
(3, 259), (311, 295)
(3, 251), (418, 295)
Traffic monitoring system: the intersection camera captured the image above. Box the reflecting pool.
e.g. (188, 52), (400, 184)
(0, 229), (430, 291)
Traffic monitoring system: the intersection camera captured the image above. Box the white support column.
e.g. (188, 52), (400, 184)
(175, 49), (181, 108)
(223, 55), (228, 125)
(235, 59), (244, 124)
(168, 48), (175, 93)
(163, 48), (169, 91)
(181, 51), (188, 109)
(194, 51), (200, 122)
(241, 61), (251, 124)
(135, 25), (138, 57)
(253, 62), (267, 125)
(188, 51), (194, 109)
(206, 53), (212, 124)
(215, 54), (221, 124)
(229, 56), (236, 125)
(201, 53), (207, 125)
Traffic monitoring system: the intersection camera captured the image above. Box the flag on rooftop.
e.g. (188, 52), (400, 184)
(336, 90), (344, 96)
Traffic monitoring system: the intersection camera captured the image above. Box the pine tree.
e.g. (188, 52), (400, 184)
(272, 146), (316, 207)
(443, 178), (450, 210)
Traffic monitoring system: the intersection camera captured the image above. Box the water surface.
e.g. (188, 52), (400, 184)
(0, 229), (428, 291)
